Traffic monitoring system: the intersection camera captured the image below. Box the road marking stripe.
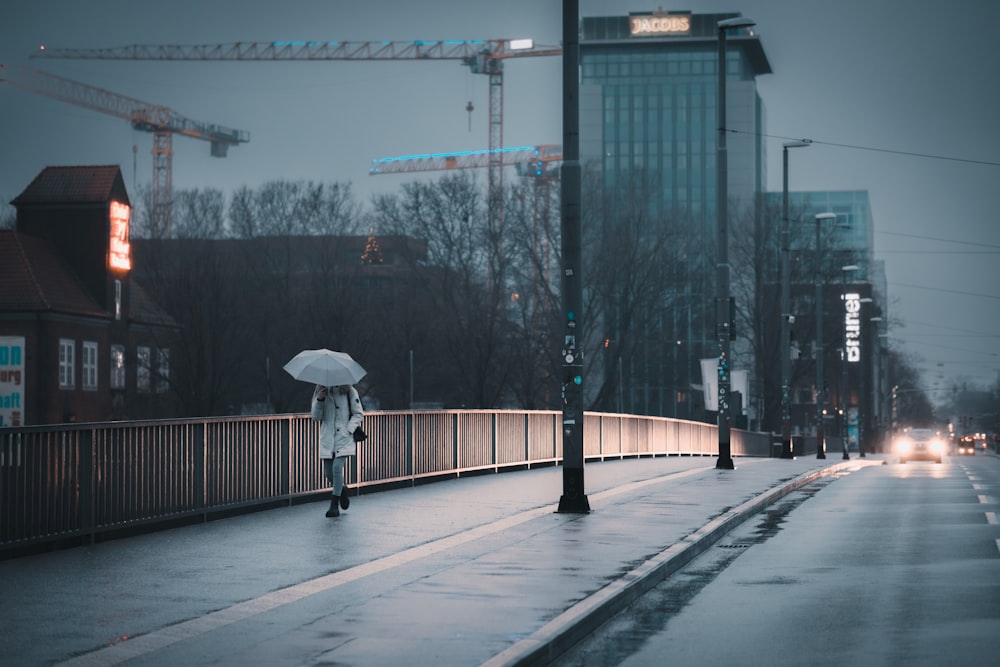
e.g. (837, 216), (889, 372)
(986, 512), (998, 525)
(972, 484), (985, 491)
(978, 495), (990, 504)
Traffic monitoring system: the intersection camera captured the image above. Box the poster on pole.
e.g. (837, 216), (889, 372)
(0, 336), (25, 427)
(700, 359), (749, 415)
(700, 358), (718, 411)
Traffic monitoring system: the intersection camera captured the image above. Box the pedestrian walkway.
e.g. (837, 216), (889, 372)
(0, 455), (882, 666)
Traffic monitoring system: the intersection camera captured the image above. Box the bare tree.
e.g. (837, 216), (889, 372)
(133, 243), (247, 416)
(502, 175), (562, 408)
(580, 166), (698, 417)
(229, 180), (361, 238)
(370, 172), (512, 408)
(172, 188), (227, 239)
(228, 180), (364, 411)
(886, 347), (936, 428)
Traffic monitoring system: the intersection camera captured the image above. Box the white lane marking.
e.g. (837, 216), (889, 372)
(986, 512), (998, 525)
(978, 495), (990, 504)
(972, 484), (985, 491)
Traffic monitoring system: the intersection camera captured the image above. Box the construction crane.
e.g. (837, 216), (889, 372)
(369, 144), (562, 177)
(2, 63), (249, 236)
(32, 39), (561, 227)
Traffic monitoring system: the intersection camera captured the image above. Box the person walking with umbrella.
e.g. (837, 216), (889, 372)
(283, 349), (368, 518)
(312, 383), (364, 517)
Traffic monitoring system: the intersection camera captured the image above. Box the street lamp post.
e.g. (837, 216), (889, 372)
(557, 0), (589, 513)
(814, 213), (836, 459)
(715, 16), (755, 471)
(840, 264), (859, 460)
(780, 141), (810, 459)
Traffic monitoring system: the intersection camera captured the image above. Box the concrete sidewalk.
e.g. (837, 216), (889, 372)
(0, 455), (881, 666)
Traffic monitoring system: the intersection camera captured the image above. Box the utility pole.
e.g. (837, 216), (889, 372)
(714, 17), (755, 470)
(780, 141), (809, 458)
(557, 0), (588, 513)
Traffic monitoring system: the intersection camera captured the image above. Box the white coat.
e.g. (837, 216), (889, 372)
(311, 385), (364, 458)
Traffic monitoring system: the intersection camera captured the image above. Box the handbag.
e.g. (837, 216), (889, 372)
(349, 388), (367, 442)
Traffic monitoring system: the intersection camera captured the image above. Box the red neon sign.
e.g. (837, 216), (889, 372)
(108, 200), (131, 271)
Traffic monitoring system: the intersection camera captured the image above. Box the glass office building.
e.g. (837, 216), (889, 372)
(775, 190), (878, 283)
(580, 11), (771, 215)
(579, 11), (772, 419)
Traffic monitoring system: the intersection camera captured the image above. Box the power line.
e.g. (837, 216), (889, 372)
(733, 129), (1000, 168)
(891, 282), (1000, 300)
(878, 230), (1000, 250)
(879, 250), (1000, 255)
(905, 320), (1000, 337)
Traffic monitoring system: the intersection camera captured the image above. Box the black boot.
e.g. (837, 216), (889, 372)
(326, 496), (340, 517)
(339, 488), (350, 510)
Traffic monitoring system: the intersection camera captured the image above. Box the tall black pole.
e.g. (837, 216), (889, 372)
(840, 266), (854, 460)
(714, 24), (733, 470)
(815, 213), (834, 459)
(715, 19), (755, 470)
(780, 141), (808, 459)
(557, 0), (589, 513)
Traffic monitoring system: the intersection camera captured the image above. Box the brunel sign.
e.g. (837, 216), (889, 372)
(844, 292), (861, 363)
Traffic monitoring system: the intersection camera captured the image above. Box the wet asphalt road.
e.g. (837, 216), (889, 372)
(556, 454), (1000, 666)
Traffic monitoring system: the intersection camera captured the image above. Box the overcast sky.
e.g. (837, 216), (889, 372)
(2, 0), (998, 396)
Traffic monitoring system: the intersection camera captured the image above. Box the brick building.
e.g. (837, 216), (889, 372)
(0, 165), (179, 425)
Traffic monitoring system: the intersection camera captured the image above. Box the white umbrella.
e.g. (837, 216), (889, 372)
(283, 348), (367, 387)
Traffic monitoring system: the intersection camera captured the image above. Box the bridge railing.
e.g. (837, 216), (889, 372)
(0, 410), (770, 556)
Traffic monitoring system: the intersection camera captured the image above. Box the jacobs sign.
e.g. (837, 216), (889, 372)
(630, 14), (691, 36)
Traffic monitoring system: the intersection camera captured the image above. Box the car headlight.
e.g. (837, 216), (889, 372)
(931, 440), (945, 454)
(896, 438), (912, 454)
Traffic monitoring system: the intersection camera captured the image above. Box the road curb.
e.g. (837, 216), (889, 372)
(482, 459), (878, 667)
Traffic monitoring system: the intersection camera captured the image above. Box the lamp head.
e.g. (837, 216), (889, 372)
(815, 212), (837, 221)
(718, 17), (756, 31)
(783, 140), (812, 150)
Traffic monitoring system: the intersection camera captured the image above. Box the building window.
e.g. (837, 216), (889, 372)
(82, 341), (98, 391)
(111, 344), (126, 389)
(58, 339), (75, 389)
(156, 349), (170, 394)
(137, 346), (151, 393)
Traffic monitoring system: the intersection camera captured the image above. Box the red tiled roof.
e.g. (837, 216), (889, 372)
(10, 165), (127, 206)
(0, 230), (107, 316)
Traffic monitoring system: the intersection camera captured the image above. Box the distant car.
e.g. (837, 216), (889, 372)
(895, 428), (945, 464)
(957, 436), (976, 456)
